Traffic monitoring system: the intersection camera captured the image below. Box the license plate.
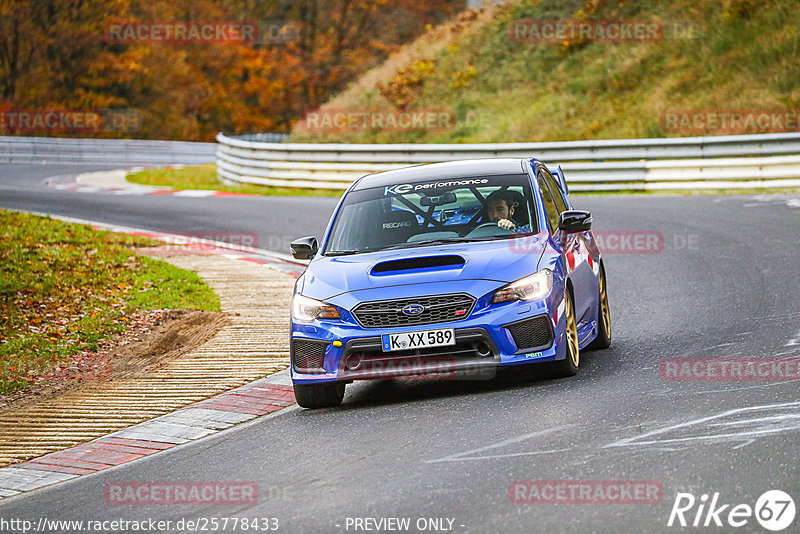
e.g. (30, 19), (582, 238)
(381, 328), (455, 352)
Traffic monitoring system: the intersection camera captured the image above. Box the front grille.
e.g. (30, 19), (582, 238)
(505, 315), (553, 352)
(291, 338), (328, 373)
(352, 293), (476, 328)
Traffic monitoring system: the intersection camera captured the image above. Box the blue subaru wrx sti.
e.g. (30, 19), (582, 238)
(289, 158), (611, 408)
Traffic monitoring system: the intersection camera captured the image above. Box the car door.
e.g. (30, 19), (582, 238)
(536, 169), (596, 329)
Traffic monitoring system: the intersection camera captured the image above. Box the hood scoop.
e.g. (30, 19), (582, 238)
(371, 255), (465, 275)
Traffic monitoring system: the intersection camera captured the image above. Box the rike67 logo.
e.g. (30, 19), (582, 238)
(668, 490), (795, 531)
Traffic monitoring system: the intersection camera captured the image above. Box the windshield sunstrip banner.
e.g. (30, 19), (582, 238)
(384, 179), (490, 195)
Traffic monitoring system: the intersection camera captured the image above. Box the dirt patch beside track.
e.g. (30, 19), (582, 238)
(0, 310), (228, 415)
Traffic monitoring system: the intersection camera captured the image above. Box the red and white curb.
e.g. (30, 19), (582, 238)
(131, 229), (307, 279)
(0, 371), (294, 498)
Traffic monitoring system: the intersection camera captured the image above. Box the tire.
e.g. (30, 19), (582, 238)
(586, 264), (611, 351)
(551, 288), (580, 378)
(293, 381), (346, 409)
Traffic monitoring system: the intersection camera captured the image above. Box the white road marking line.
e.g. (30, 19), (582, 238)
(425, 425), (571, 463)
(172, 190), (215, 197)
(678, 381), (796, 396)
(604, 401), (800, 449)
(785, 328), (800, 347)
(742, 195), (800, 209)
(707, 413), (800, 427)
(428, 450), (563, 463)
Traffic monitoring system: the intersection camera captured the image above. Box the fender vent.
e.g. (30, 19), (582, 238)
(371, 255), (465, 274)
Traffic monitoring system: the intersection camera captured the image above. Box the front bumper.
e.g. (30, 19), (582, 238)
(290, 295), (567, 384)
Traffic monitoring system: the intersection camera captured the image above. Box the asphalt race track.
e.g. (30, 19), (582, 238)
(1, 162), (799, 533)
(0, 164), (340, 255)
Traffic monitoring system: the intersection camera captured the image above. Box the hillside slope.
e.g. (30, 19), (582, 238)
(289, 0), (799, 143)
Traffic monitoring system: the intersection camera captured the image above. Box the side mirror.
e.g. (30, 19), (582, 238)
(559, 210), (592, 233)
(290, 236), (318, 260)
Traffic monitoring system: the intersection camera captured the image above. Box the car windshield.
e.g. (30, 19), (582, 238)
(325, 174), (538, 255)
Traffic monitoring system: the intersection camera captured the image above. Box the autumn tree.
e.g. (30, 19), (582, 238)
(0, 0), (465, 140)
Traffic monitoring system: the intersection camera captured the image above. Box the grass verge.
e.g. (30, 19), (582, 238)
(126, 164), (799, 198)
(127, 164), (345, 197)
(0, 210), (221, 395)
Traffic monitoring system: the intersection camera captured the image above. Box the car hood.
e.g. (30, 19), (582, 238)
(300, 235), (548, 301)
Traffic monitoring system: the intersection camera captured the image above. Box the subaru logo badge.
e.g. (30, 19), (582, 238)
(402, 304), (425, 316)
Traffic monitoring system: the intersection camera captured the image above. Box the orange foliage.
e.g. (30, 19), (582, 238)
(0, 0), (463, 140)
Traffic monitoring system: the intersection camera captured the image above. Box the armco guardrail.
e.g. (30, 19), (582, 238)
(216, 132), (800, 191)
(0, 136), (215, 165)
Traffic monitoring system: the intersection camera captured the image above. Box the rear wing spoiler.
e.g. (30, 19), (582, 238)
(552, 165), (569, 196)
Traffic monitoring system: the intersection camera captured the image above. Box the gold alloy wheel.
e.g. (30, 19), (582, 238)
(565, 292), (579, 367)
(599, 268), (611, 338)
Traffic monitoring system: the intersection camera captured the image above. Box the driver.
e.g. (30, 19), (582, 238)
(484, 189), (528, 232)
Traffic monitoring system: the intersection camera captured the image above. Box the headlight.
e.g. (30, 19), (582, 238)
(292, 294), (341, 321)
(492, 269), (552, 304)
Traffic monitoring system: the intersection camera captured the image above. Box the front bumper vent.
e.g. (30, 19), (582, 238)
(504, 315), (554, 352)
(291, 338), (328, 373)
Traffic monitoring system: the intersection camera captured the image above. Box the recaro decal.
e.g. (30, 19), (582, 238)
(382, 221), (412, 229)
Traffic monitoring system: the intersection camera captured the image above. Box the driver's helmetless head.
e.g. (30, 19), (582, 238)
(485, 190), (516, 223)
